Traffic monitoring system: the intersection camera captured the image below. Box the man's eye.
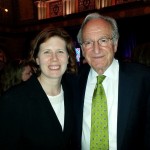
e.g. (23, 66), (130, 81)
(101, 38), (108, 43)
(85, 41), (92, 45)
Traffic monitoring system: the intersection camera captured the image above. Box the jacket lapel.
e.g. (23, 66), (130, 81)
(29, 75), (63, 131)
(117, 63), (133, 150)
(77, 65), (90, 146)
(62, 77), (73, 136)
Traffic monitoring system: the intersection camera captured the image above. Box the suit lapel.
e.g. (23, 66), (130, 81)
(62, 79), (73, 135)
(77, 65), (90, 145)
(117, 63), (133, 150)
(29, 75), (63, 131)
(79, 64), (91, 103)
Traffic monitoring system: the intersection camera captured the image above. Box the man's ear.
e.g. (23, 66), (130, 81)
(114, 40), (118, 53)
(82, 48), (85, 57)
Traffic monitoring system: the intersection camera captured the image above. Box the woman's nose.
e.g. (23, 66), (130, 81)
(51, 52), (58, 60)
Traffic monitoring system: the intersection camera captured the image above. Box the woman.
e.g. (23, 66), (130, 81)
(0, 27), (77, 150)
(0, 47), (7, 71)
(0, 59), (33, 95)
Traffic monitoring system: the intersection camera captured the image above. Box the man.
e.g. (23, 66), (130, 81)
(72, 12), (150, 150)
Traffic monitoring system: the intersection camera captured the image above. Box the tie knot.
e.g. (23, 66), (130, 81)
(97, 75), (106, 84)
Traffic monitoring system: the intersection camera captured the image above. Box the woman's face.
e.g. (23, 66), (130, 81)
(36, 36), (69, 79)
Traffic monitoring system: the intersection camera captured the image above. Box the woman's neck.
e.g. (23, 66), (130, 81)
(38, 76), (61, 96)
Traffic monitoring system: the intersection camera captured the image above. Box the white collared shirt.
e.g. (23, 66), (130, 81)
(81, 59), (119, 150)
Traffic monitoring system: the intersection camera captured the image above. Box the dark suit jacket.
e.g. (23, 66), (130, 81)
(0, 74), (74, 150)
(71, 61), (150, 150)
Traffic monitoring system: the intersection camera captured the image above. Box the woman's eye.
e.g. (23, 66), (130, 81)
(43, 50), (50, 54)
(58, 50), (64, 53)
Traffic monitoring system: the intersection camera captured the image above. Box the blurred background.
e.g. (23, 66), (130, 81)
(0, 0), (149, 66)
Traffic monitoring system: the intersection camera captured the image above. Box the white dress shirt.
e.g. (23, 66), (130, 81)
(81, 59), (119, 150)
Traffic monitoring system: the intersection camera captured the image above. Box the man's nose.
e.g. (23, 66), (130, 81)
(93, 41), (101, 53)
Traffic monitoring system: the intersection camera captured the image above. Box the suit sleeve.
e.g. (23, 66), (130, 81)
(0, 94), (22, 149)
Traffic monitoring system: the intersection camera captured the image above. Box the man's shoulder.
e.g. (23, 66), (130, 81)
(119, 61), (150, 79)
(119, 61), (150, 71)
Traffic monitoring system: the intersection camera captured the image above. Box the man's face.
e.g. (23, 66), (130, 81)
(81, 19), (118, 74)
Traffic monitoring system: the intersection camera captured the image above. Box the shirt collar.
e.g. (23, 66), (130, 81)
(104, 59), (119, 80)
(89, 58), (119, 83)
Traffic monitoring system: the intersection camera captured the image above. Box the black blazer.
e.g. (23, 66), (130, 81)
(71, 61), (150, 150)
(0, 74), (74, 150)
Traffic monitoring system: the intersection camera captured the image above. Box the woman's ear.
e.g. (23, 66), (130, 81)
(36, 58), (39, 65)
(67, 55), (69, 64)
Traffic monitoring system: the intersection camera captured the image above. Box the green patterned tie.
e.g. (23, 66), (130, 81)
(90, 75), (109, 150)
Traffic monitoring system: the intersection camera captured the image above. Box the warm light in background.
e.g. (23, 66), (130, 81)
(0, 7), (8, 13)
(4, 9), (8, 12)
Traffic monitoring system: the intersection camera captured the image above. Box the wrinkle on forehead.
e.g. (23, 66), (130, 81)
(84, 29), (103, 34)
(83, 19), (112, 39)
(83, 19), (112, 32)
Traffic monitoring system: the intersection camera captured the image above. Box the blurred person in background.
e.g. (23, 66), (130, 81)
(132, 42), (150, 67)
(0, 59), (34, 95)
(0, 46), (7, 72)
